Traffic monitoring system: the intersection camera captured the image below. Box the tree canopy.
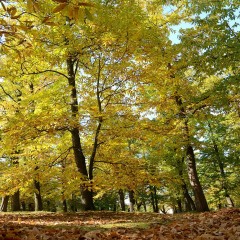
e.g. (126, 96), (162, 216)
(0, 0), (239, 212)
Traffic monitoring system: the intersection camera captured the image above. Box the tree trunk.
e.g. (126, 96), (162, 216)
(129, 190), (135, 212)
(71, 126), (94, 210)
(61, 162), (68, 212)
(150, 191), (156, 212)
(174, 94), (209, 212)
(118, 189), (125, 211)
(11, 157), (20, 211)
(0, 196), (9, 212)
(71, 194), (77, 212)
(182, 182), (196, 211)
(186, 145), (209, 212)
(136, 202), (142, 211)
(143, 200), (147, 212)
(34, 179), (43, 211)
(62, 199), (68, 212)
(80, 187), (94, 211)
(12, 190), (21, 211)
(67, 57), (94, 211)
(21, 201), (26, 211)
(150, 186), (159, 212)
(113, 203), (117, 212)
(176, 157), (196, 211)
(176, 199), (182, 213)
(153, 186), (159, 213)
(46, 201), (50, 212)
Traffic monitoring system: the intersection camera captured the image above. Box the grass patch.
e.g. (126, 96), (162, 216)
(99, 221), (152, 229)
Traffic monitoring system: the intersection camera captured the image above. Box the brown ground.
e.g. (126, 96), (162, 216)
(0, 208), (239, 239)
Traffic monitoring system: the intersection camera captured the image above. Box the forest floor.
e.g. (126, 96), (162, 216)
(0, 208), (239, 240)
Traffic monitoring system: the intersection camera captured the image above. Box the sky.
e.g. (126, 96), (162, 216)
(169, 22), (194, 44)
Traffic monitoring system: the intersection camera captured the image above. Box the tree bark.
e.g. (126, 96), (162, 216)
(34, 179), (43, 211)
(153, 186), (159, 213)
(61, 161), (68, 212)
(176, 199), (182, 213)
(67, 57), (94, 211)
(70, 194), (77, 212)
(150, 191), (156, 212)
(186, 145), (209, 211)
(176, 158), (196, 211)
(21, 201), (26, 211)
(143, 200), (147, 212)
(12, 190), (21, 211)
(62, 199), (68, 212)
(150, 186), (159, 213)
(11, 157), (20, 211)
(0, 196), (9, 212)
(136, 201), (142, 211)
(175, 94), (209, 212)
(129, 190), (135, 212)
(182, 182), (196, 211)
(118, 189), (125, 211)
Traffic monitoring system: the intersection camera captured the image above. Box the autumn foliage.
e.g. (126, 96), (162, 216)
(0, 0), (239, 213)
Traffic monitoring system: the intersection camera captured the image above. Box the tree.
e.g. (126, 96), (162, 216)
(175, 0), (239, 209)
(0, 0), (239, 212)
(1, 0), (168, 210)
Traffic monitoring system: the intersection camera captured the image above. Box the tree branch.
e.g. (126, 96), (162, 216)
(25, 69), (69, 79)
(49, 147), (72, 167)
(0, 84), (17, 102)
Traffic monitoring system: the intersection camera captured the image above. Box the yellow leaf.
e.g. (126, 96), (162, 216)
(42, 16), (53, 23)
(27, 0), (33, 12)
(7, 6), (17, 16)
(78, 2), (94, 7)
(44, 22), (58, 26)
(53, 0), (68, 2)
(72, 7), (80, 21)
(11, 14), (21, 19)
(32, 1), (41, 12)
(16, 25), (29, 31)
(52, 3), (68, 14)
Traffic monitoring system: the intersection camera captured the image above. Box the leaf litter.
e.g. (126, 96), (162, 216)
(0, 208), (239, 239)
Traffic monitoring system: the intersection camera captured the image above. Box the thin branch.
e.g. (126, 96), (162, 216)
(191, 104), (208, 115)
(93, 166), (110, 174)
(49, 147), (72, 167)
(94, 160), (127, 166)
(35, 79), (55, 92)
(0, 84), (17, 102)
(34, 125), (69, 133)
(25, 69), (69, 79)
(78, 60), (90, 70)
